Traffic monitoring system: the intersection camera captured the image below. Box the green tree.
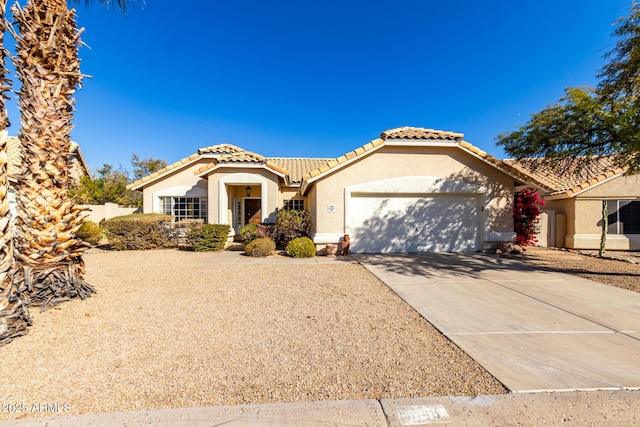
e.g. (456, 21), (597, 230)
(131, 153), (167, 181)
(497, 2), (640, 173)
(71, 163), (142, 206)
(497, 3), (640, 257)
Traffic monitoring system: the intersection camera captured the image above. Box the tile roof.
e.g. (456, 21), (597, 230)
(267, 158), (333, 184)
(299, 126), (529, 194)
(6, 136), (21, 177)
(381, 126), (464, 141)
(197, 144), (265, 162)
(504, 156), (626, 197)
(129, 143), (332, 189)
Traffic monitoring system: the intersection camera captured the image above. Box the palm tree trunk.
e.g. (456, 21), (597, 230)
(11, 0), (94, 308)
(0, 0), (31, 345)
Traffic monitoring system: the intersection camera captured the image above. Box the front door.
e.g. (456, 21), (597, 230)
(244, 199), (262, 225)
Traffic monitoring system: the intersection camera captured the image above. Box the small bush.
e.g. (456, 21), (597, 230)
(76, 221), (104, 246)
(240, 223), (277, 244)
(102, 213), (174, 250)
(245, 237), (275, 257)
(286, 237), (316, 258)
(187, 224), (230, 251)
(240, 223), (258, 243)
(276, 209), (312, 246)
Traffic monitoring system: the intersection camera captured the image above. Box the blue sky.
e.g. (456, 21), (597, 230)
(5, 0), (633, 173)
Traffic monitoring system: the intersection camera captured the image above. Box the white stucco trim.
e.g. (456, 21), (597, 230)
(311, 233), (345, 244)
(344, 175), (487, 195)
(197, 163), (287, 180)
(151, 186), (207, 214)
(218, 174), (269, 225)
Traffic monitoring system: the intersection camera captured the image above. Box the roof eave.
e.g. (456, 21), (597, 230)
(543, 169), (627, 200)
(195, 162), (290, 182)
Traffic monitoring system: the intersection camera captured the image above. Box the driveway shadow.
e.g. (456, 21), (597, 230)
(354, 252), (540, 280)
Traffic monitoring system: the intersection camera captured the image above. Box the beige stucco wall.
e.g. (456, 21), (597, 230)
(578, 174), (640, 199)
(204, 167), (281, 225)
(551, 174), (640, 250)
(308, 145), (515, 243)
(141, 159), (211, 215)
(543, 199), (575, 236)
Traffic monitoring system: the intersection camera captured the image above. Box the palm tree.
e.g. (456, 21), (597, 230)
(10, 0), (99, 308)
(0, 0), (31, 345)
(0, 0), (130, 342)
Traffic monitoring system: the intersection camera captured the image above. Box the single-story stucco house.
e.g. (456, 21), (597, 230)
(129, 126), (539, 253)
(505, 157), (640, 250)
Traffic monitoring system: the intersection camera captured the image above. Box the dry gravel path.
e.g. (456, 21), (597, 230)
(0, 249), (505, 420)
(519, 246), (640, 293)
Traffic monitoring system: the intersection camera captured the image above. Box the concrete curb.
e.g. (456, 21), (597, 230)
(2, 390), (639, 426)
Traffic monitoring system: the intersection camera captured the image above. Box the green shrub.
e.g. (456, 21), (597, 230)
(245, 237), (275, 257)
(285, 237), (316, 258)
(102, 214), (174, 250)
(276, 209), (312, 246)
(240, 223), (259, 243)
(76, 221), (104, 246)
(187, 224), (230, 251)
(241, 223), (276, 243)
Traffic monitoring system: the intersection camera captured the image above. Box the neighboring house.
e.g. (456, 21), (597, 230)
(505, 157), (640, 250)
(129, 126), (529, 253)
(6, 136), (90, 216)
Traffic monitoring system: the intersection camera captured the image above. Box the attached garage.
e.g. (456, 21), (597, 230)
(300, 127), (520, 254)
(347, 193), (481, 253)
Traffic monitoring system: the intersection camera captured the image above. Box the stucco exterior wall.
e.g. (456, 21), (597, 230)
(578, 174), (640, 199)
(309, 145), (515, 243)
(205, 167), (281, 225)
(141, 160), (211, 215)
(554, 174), (640, 250)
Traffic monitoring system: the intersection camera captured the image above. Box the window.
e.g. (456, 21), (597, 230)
(161, 197), (208, 222)
(607, 200), (640, 234)
(283, 199), (305, 210)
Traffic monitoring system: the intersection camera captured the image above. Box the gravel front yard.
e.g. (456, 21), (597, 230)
(0, 249), (505, 420)
(520, 246), (640, 293)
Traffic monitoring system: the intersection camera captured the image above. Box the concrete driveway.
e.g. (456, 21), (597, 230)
(355, 253), (640, 393)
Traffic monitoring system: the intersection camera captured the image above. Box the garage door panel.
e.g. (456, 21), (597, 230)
(348, 195), (480, 253)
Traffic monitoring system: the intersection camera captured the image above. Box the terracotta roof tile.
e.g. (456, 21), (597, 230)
(381, 126), (464, 141)
(266, 158), (333, 183)
(503, 156), (626, 196)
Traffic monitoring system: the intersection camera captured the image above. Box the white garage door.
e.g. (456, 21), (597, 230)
(347, 194), (481, 253)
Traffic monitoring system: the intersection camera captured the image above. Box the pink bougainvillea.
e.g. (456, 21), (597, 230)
(513, 188), (546, 246)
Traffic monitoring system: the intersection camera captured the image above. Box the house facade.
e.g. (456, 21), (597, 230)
(130, 127), (526, 253)
(505, 157), (640, 250)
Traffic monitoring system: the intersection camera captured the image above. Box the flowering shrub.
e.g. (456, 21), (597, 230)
(240, 223), (276, 244)
(514, 188), (546, 246)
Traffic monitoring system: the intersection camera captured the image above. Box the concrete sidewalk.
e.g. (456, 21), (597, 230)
(2, 390), (639, 426)
(356, 253), (640, 393)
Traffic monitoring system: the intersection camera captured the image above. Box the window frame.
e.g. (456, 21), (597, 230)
(283, 199), (305, 211)
(161, 196), (208, 222)
(607, 199), (640, 235)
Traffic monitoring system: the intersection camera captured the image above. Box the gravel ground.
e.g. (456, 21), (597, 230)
(0, 249), (505, 420)
(519, 246), (640, 293)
